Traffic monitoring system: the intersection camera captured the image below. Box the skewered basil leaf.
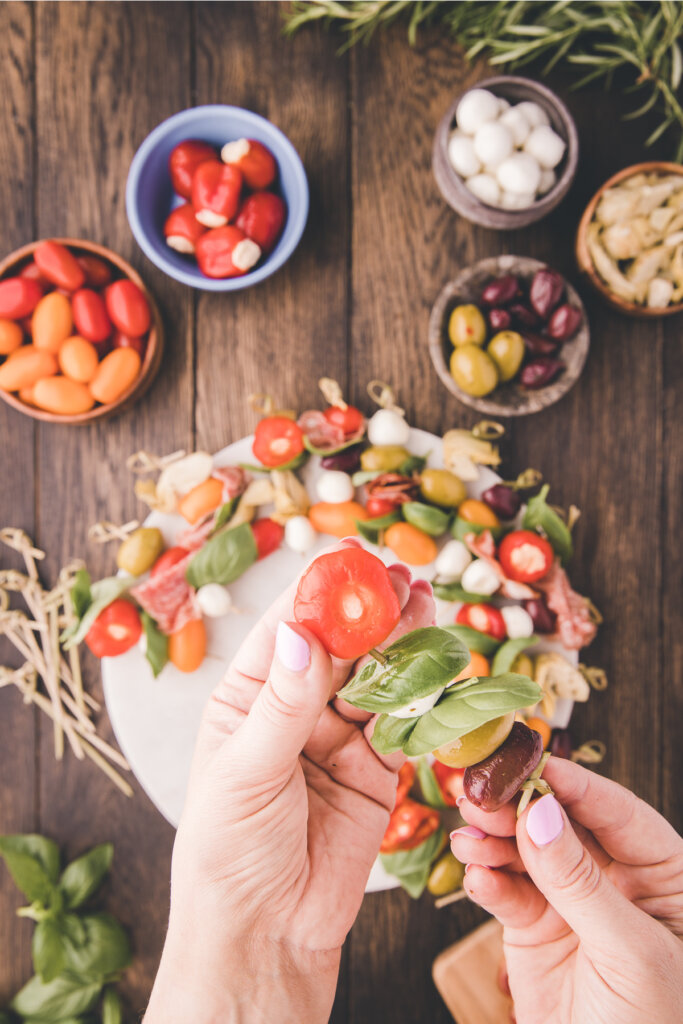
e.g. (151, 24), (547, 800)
(491, 635), (539, 676)
(523, 484), (572, 564)
(442, 624), (501, 656)
(402, 502), (451, 537)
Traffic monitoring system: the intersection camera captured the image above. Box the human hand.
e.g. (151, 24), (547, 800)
(146, 539), (435, 1024)
(451, 757), (683, 1024)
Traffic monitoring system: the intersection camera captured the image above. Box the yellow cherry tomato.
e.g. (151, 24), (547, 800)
(32, 376), (95, 415)
(32, 292), (73, 353)
(384, 521), (438, 565)
(458, 498), (501, 529)
(89, 347), (141, 405)
(0, 345), (58, 392)
(58, 335), (99, 383)
(169, 618), (207, 673)
(178, 477), (224, 524)
(308, 501), (369, 538)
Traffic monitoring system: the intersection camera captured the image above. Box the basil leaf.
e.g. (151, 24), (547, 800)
(397, 453), (427, 475)
(239, 450), (308, 473)
(403, 711), (459, 756)
(355, 511), (401, 543)
(303, 435), (360, 457)
(380, 827), (445, 899)
(0, 834), (60, 883)
(351, 470), (380, 487)
(11, 973), (102, 1021)
(60, 844), (113, 910)
(213, 496), (238, 531)
(451, 517), (502, 542)
(141, 613), (168, 679)
(432, 581), (485, 603)
(491, 636), (539, 676)
(442, 624), (501, 656)
(61, 913), (87, 948)
(186, 522), (257, 589)
(102, 986), (122, 1024)
(61, 913), (131, 981)
(402, 502), (450, 537)
(430, 674), (541, 733)
(523, 484), (572, 564)
(61, 577), (134, 649)
(70, 570), (92, 620)
(33, 918), (66, 983)
(337, 627), (469, 713)
(416, 758), (446, 808)
(0, 836), (59, 903)
(370, 715), (418, 755)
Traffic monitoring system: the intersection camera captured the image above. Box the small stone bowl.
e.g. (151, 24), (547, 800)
(433, 76), (579, 230)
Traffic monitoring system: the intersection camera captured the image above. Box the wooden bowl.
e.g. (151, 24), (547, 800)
(575, 161), (683, 317)
(433, 76), (579, 230)
(0, 239), (163, 424)
(428, 256), (590, 417)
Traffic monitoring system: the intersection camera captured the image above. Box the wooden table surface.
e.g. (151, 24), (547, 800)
(0, 4), (681, 1022)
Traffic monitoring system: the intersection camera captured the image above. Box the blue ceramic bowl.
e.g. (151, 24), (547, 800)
(126, 105), (309, 291)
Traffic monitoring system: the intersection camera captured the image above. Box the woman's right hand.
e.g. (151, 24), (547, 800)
(451, 757), (683, 1024)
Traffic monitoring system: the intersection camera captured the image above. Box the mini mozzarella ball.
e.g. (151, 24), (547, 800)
(497, 96), (511, 113)
(538, 168), (557, 195)
(473, 122), (514, 169)
(390, 687), (445, 719)
(496, 153), (541, 196)
(515, 101), (550, 129)
(466, 173), (501, 207)
(448, 134), (481, 179)
(367, 408), (411, 447)
(285, 515), (317, 554)
(523, 125), (566, 170)
(461, 558), (500, 596)
(500, 190), (536, 210)
(197, 583), (232, 618)
(499, 106), (531, 148)
(434, 539), (472, 582)
(455, 89), (501, 135)
(501, 604), (535, 639)
(316, 470), (354, 504)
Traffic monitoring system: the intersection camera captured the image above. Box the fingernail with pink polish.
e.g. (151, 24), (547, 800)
(456, 795), (467, 807)
(276, 622), (311, 673)
(526, 793), (563, 847)
(451, 826), (487, 841)
(340, 536), (362, 547)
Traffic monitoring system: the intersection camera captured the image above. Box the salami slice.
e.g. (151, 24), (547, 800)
(297, 410), (345, 450)
(132, 552), (199, 634)
(213, 465), (249, 501)
(535, 562), (597, 650)
(176, 514), (215, 552)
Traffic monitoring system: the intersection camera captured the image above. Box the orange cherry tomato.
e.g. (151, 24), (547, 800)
(58, 336), (100, 383)
(34, 240), (86, 292)
(0, 346), (58, 392)
(71, 288), (112, 343)
(30, 292), (73, 353)
(308, 501), (369, 539)
(33, 376), (95, 415)
(168, 618), (207, 673)
(525, 716), (552, 749)
(384, 522), (438, 565)
(177, 477), (224, 524)
(0, 277), (43, 319)
(89, 347), (141, 405)
(105, 280), (151, 338)
(453, 649), (491, 683)
(0, 319), (23, 355)
(458, 499), (501, 529)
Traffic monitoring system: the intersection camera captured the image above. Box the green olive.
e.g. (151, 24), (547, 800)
(427, 850), (466, 896)
(433, 712), (515, 769)
(116, 527), (164, 577)
(450, 344), (498, 397)
(419, 468), (466, 509)
(360, 445), (411, 473)
(511, 653), (534, 678)
(448, 304), (487, 348)
(487, 330), (525, 382)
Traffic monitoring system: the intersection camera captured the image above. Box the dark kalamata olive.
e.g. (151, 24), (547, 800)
(463, 722), (543, 812)
(550, 728), (573, 760)
(320, 444), (364, 473)
(481, 275), (520, 307)
(522, 332), (559, 357)
(488, 307), (512, 331)
(529, 268), (564, 319)
(508, 302), (542, 330)
(520, 357), (564, 390)
(523, 596), (557, 634)
(481, 483), (521, 520)
(547, 303), (582, 340)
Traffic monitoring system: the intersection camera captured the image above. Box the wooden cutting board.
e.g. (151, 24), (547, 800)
(432, 920), (513, 1024)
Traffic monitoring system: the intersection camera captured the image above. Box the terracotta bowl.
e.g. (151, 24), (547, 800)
(433, 76), (579, 231)
(575, 161), (683, 317)
(0, 238), (163, 424)
(428, 255), (590, 417)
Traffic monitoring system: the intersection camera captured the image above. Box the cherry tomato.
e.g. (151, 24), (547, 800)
(191, 160), (243, 227)
(34, 241), (85, 292)
(33, 377), (95, 416)
(323, 404), (364, 438)
(89, 347), (141, 405)
(365, 496), (396, 518)
(498, 529), (554, 583)
(452, 649), (491, 683)
(252, 416), (304, 467)
(85, 599), (142, 658)
(458, 498), (501, 529)
(195, 225), (261, 279)
(0, 277), (43, 319)
(112, 331), (146, 358)
(394, 762), (415, 810)
(168, 618), (207, 673)
(432, 762), (465, 807)
(105, 280), (151, 337)
(380, 798), (440, 853)
(164, 202), (207, 254)
(76, 254), (112, 289)
(0, 346), (58, 392)
(251, 517), (284, 560)
(151, 546), (189, 578)
(294, 547), (400, 660)
(455, 602), (506, 641)
(169, 139), (217, 199)
(222, 138), (277, 190)
(58, 336), (99, 383)
(234, 191), (286, 252)
(525, 716), (552, 749)
(384, 522), (437, 566)
(308, 501), (368, 538)
(71, 289), (112, 343)
(19, 261), (49, 290)
(177, 477), (224, 524)
(31, 292), (73, 353)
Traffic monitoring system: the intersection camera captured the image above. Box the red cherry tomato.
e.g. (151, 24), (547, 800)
(432, 762), (465, 807)
(294, 547), (401, 660)
(380, 798), (440, 853)
(455, 602), (506, 641)
(105, 280), (151, 338)
(195, 226), (261, 280)
(394, 762), (415, 810)
(323, 404), (364, 438)
(34, 241), (85, 292)
(0, 278), (43, 320)
(151, 546), (189, 578)
(252, 416), (304, 468)
(498, 530), (554, 583)
(222, 138), (276, 190)
(76, 254), (113, 289)
(234, 191), (286, 253)
(169, 139), (217, 199)
(365, 496), (396, 518)
(85, 598), (142, 658)
(71, 289), (112, 343)
(112, 330), (146, 358)
(164, 203), (207, 254)
(251, 517), (285, 560)
(191, 160), (243, 227)
(19, 261), (50, 291)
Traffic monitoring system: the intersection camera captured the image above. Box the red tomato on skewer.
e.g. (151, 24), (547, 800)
(380, 798), (440, 853)
(455, 602), (506, 641)
(85, 599), (142, 658)
(323, 404), (364, 438)
(251, 518), (285, 560)
(151, 546), (189, 578)
(498, 530), (554, 584)
(393, 762), (416, 810)
(252, 416), (304, 468)
(432, 762), (465, 807)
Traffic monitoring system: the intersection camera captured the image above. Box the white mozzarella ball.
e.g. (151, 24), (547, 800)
(523, 125), (566, 169)
(500, 190), (536, 210)
(367, 408), (411, 447)
(461, 558), (500, 596)
(197, 583), (232, 618)
(538, 168), (557, 195)
(497, 96), (511, 113)
(473, 122), (514, 169)
(285, 515), (317, 554)
(515, 101), (550, 129)
(501, 604), (535, 639)
(316, 470), (354, 504)
(390, 687), (445, 719)
(448, 134), (481, 179)
(466, 173), (501, 207)
(138, 633), (148, 655)
(496, 153), (542, 196)
(434, 539), (472, 582)
(455, 89), (501, 134)
(499, 106), (531, 147)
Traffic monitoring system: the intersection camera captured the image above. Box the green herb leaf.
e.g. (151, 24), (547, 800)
(371, 714), (419, 755)
(61, 578), (134, 650)
(141, 613), (168, 679)
(432, 581), (486, 603)
(403, 710), (462, 757)
(380, 827), (445, 899)
(442, 624), (502, 656)
(303, 435), (361, 457)
(213, 496), (239, 531)
(70, 570), (92, 620)
(337, 627), (469, 713)
(0, 836), (60, 904)
(355, 511), (401, 543)
(430, 674), (541, 732)
(11, 973), (102, 1021)
(59, 844), (113, 910)
(397, 453), (427, 475)
(185, 522), (257, 589)
(402, 502), (450, 537)
(102, 986), (122, 1024)
(33, 918), (66, 983)
(351, 469), (380, 487)
(61, 913), (87, 948)
(416, 758), (446, 808)
(451, 517), (501, 542)
(523, 485), (572, 564)
(491, 636), (539, 676)
(239, 450), (308, 473)
(61, 913), (131, 981)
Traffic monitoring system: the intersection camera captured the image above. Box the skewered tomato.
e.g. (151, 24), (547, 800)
(498, 529), (554, 583)
(0, 278), (43, 319)
(168, 618), (207, 673)
(458, 498), (501, 529)
(85, 599), (142, 657)
(34, 241), (85, 292)
(380, 798), (440, 853)
(453, 649), (491, 683)
(384, 522), (437, 566)
(365, 496), (396, 518)
(151, 546), (189, 577)
(252, 416), (304, 468)
(195, 226), (261, 279)
(235, 192), (286, 253)
(455, 602), (506, 641)
(394, 762), (415, 809)
(105, 280), (151, 338)
(323, 403), (364, 437)
(221, 138), (277, 190)
(71, 289), (112, 343)
(169, 139), (217, 199)
(164, 203), (207, 254)
(432, 762), (465, 807)
(178, 478), (224, 524)
(251, 517), (284, 560)
(308, 501), (368, 538)
(191, 160), (243, 227)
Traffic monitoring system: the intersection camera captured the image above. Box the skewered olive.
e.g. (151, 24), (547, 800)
(448, 304), (487, 347)
(360, 445), (412, 473)
(480, 483), (521, 520)
(523, 596), (557, 634)
(450, 344), (498, 397)
(529, 267), (564, 318)
(520, 357), (564, 390)
(419, 468), (466, 509)
(116, 527), (164, 577)
(433, 712), (515, 769)
(320, 444), (364, 473)
(427, 850), (466, 896)
(463, 721), (543, 812)
(481, 275), (519, 306)
(487, 330), (525, 382)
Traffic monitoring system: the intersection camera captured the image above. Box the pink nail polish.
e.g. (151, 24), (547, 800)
(340, 536), (362, 548)
(456, 795), (467, 807)
(275, 622), (311, 672)
(411, 578), (433, 596)
(526, 793), (563, 847)
(451, 826), (487, 841)
(464, 863), (471, 875)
